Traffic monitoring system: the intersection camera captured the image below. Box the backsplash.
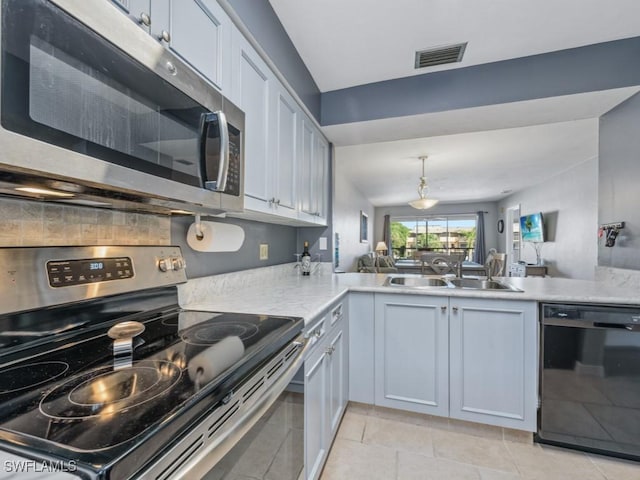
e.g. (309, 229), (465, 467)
(0, 197), (171, 246)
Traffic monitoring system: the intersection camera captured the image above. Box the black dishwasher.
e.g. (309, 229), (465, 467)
(538, 303), (640, 461)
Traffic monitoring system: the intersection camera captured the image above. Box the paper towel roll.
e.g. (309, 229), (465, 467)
(187, 221), (245, 252)
(187, 336), (245, 388)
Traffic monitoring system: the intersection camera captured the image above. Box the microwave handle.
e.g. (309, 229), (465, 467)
(201, 111), (229, 192)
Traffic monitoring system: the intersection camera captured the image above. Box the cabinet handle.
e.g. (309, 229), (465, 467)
(138, 12), (151, 26)
(325, 345), (335, 355)
(440, 306), (447, 312)
(452, 306), (459, 313)
(158, 30), (171, 43)
(275, 199), (281, 206)
(268, 197), (276, 206)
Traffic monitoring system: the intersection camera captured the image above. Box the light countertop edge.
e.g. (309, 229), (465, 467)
(179, 273), (640, 325)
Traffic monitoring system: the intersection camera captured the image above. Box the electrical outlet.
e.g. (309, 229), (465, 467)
(259, 243), (268, 260)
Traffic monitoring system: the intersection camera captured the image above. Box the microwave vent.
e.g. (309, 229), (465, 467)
(414, 42), (467, 69)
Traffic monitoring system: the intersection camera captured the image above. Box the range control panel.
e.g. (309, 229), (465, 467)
(47, 257), (134, 287)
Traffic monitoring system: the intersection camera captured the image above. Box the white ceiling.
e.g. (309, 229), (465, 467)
(269, 0), (640, 93)
(268, 1), (640, 206)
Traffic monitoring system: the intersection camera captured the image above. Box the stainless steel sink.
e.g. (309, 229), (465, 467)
(384, 275), (522, 292)
(384, 276), (450, 288)
(448, 278), (522, 291)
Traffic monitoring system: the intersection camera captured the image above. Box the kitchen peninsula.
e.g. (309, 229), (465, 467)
(179, 266), (640, 479)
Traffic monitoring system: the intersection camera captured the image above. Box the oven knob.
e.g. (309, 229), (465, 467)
(158, 258), (169, 272)
(172, 257), (185, 271)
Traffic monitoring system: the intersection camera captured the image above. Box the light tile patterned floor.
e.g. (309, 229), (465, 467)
(320, 403), (640, 480)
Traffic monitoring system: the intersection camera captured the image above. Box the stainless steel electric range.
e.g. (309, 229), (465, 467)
(0, 246), (308, 479)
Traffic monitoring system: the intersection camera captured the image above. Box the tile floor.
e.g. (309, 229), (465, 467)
(320, 403), (640, 480)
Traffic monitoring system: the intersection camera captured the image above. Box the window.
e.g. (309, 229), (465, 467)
(390, 215), (477, 260)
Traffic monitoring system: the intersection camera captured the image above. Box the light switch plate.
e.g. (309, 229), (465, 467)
(259, 244), (268, 260)
(319, 237), (327, 250)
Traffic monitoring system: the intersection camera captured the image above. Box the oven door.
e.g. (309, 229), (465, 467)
(141, 335), (311, 480)
(203, 383), (304, 480)
(0, 0), (241, 203)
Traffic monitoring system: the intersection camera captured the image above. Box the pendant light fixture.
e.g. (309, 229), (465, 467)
(408, 156), (439, 209)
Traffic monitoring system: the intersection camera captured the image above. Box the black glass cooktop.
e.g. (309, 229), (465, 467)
(0, 297), (302, 478)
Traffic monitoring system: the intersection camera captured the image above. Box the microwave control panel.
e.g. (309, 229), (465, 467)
(47, 257), (134, 287)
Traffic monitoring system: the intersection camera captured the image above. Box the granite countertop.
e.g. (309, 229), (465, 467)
(178, 266), (640, 324)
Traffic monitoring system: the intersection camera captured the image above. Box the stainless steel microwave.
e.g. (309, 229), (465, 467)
(0, 0), (244, 215)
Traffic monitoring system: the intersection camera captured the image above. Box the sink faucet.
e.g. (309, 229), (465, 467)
(486, 259), (495, 281)
(453, 260), (463, 278)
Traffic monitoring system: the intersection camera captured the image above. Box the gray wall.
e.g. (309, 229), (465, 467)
(171, 216), (297, 278)
(321, 36), (640, 126)
(374, 202), (500, 259)
(598, 92), (640, 270)
(225, 0), (321, 120)
(333, 167), (376, 272)
(498, 157), (599, 280)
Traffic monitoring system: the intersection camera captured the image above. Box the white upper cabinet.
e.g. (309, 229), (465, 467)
(271, 85), (298, 215)
(228, 28), (328, 226)
(298, 118), (329, 225)
(231, 33), (271, 203)
(112, 0), (330, 226)
(110, 0), (231, 92)
(230, 29), (298, 222)
(170, 0), (231, 91)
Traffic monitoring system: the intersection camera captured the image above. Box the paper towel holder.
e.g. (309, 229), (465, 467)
(194, 214), (205, 240)
(187, 214), (245, 252)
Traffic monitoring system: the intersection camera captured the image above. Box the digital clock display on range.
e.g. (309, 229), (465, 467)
(84, 261), (105, 271)
(47, 257), (133, 287)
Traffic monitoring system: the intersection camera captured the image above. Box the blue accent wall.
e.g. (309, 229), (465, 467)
(321, 36), (640, 126)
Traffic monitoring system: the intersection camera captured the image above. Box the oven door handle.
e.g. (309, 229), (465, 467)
(201, 110), (230, 192)
(167, 334), (312, 480)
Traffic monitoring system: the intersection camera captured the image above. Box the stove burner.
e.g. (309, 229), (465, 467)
(39, 360), (181, 420)
(180, 322), (259, 345)
(0, 361), (69, 395)
(161, 317), (178, 327)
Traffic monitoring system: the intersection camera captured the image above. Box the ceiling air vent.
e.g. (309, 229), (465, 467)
(414, 42), (467, 69)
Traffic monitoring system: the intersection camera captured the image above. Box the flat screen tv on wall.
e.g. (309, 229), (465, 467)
(520, 213), (545, 243)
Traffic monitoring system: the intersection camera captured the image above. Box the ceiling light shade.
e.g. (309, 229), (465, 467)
(408, 156), (439, 210)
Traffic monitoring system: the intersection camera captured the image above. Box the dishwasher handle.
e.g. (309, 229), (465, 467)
(594, 322), (640, 332)
(544, 317), (640, 331)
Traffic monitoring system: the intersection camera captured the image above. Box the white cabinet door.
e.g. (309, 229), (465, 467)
(327, 328), (346, 437)
(271, 86), (298, 216)
(110, 0), (231, 91)
(374, 294), (449, 416)
(449, 298), (537, 431)
(313, 133), (329, 223)
(298, 120), (329, 226)
(232, 33), (271, 204)
(299, 117), (315, 217)
(304, 344), (328, 480)
(169, 0), (231, 91)
(349, 293), (375, 404)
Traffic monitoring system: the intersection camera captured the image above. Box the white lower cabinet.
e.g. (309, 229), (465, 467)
(348, 293), (375, 404)
(449, 297), (537, 431)
(364, 293), (537, 431)
(304, 301), (348, 480)
(374, 294), (449, 416)
(304, 342), (328, 480)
